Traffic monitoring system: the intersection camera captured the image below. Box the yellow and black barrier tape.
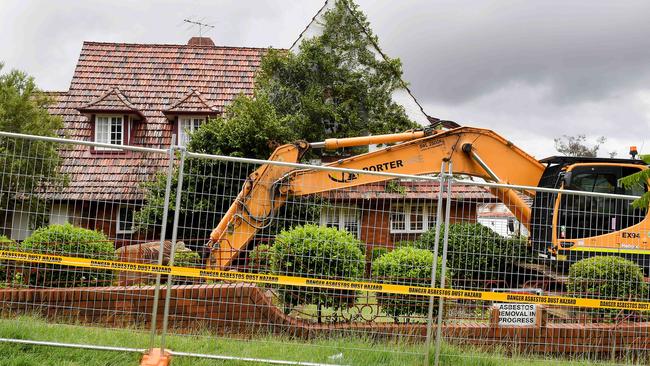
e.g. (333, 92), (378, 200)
(1, 250), (649, 311)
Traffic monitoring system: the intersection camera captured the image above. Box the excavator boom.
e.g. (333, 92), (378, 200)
(207, 127), (546, 269)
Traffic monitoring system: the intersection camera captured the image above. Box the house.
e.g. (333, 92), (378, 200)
(8, 34), (464, 247)
(8, 37), (269, 245)
(317, 180), (496, 252)
(477, 203), (530, 237)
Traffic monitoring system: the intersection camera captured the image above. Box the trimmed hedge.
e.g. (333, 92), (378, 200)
(270, 224), (365, 309)
(248, 244), (271, 273)
(20, 224), (116, 287)
(0, 236), (17, 284)
(412, 223), (529, 280)
(372, 247), (448, 318)
(174, 250), (201, 268)
(567, 256), (648, 304)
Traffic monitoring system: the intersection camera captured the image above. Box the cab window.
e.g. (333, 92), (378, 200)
(570, 173), (617, 194)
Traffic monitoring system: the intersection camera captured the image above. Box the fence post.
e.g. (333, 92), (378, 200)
(159, 146), (187, 351)
(434, 163), (453, 366)
(148, 135), (177, 349)
(424, 162), (447, 366)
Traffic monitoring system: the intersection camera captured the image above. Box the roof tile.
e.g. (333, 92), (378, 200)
(49, 41), (271, 201)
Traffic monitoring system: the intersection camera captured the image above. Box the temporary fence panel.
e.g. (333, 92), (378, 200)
(0, 132), (173, 352)
(438, 177), (649, 364)
(1, 130), (649, 365)
(152, 150), (441, 365)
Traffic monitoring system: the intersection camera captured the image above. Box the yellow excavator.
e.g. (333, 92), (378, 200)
(205, 126), (649, 271)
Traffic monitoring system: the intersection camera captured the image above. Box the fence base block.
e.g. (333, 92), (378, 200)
(140, 348), (171, 366)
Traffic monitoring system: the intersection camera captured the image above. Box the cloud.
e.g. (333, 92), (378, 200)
(0, 0), (322, 90)
(2, 0), (648, 158)
(360, 0), (650, 105)
(424, 81), (650, 158)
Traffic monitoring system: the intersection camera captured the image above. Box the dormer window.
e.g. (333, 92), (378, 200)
(178, 116), (205, 147)
(164, 90), (218, 145)
(76, 88), (143, 152)
(95, 115), (124, 150)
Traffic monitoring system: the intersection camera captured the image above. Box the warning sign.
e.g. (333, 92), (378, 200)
(496, 303), (537, 327)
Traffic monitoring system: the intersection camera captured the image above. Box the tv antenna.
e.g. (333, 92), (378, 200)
(184, 18), (215, 39)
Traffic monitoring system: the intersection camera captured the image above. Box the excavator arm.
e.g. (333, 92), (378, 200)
(207, 127), (546, 269)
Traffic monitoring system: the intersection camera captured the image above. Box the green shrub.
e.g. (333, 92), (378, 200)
(20, 224), (116, 287)
(173, 250), (201, 268)
(270, 224), (365, 309)
(413, 223), (529, 280)
(370, 247), (388, 262)
(372, 247), (448, 318)
(567, 256), (648, 315)
(0, 236), (18, 284)
(249, 244), (271, 273)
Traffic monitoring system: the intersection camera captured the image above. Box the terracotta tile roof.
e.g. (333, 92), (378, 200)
(49, 40), (271, 201)
(319, 180), (496, 201)
(77, 88), (143, 118)
(164, 89), (218, 115)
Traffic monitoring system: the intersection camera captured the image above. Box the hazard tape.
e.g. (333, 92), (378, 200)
(1, 250), (649, 311)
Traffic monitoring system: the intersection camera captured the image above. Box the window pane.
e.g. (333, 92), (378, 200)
(95, 116), (109, 143)
(427, 205), (437, 229)
(95, 116), (122, 150)
(592, 174), (616, 194)
(322, 208), (338, 228)
(179, 117), (204, 147)
(110, 117), (122, 145)
(192, 118), (203, 130)
(390, 206), (405, 232)
(342, 210), (359, 237)
(410, 205), (424, 231)
(571, 174), (597, 191)
(119, 207), (134, 232)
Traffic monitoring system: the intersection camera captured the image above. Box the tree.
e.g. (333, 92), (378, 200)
(554, 134), (606, 157)
(135, 96), (295, 241)
(255, 0), (419, 146)
(136, 0), (419, 242)
(0, 64), (65, 228)
(620, 154), (650, 209)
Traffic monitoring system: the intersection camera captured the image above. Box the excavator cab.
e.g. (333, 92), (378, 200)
(531, 157), (648, 268)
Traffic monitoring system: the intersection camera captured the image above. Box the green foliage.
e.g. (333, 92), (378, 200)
(135, 0), (419, 241)
(371, 247), (447, 318)
(135, 1), (418, 239)
(134, 96), (303, 240)
(370, 247), (389, 262)
(174, 250), (201, 268)
(19, 224), (116, 287)
(412, 223), (530, 280)
(248, 244), (272, 273)
(0, 64), (66, 222)
(620, 154), (650, 209)
(270, 224), (364, 309)
(567, 256), (648, 316)
(256, 0), (418, 148)
(0, 235), (17, 283)
(385, 180), (406, 195)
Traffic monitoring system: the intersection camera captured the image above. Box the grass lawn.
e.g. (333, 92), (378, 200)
(0, 316), (639, 366)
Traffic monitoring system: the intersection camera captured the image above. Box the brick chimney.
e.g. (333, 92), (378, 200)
(187, 37), (215, 46)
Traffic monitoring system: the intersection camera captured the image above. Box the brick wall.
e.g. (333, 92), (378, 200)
(2, 284), (649, 354)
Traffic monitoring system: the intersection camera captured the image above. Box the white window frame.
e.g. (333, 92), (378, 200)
(319, 207), (361, 238)
(178, 116), (206, 147)
(390, 203), (437, 234)
(116, 206), (136, 234)
(94, 115), (124, 151)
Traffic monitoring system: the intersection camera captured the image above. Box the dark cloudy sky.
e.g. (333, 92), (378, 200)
(2, 0), (649, 158)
